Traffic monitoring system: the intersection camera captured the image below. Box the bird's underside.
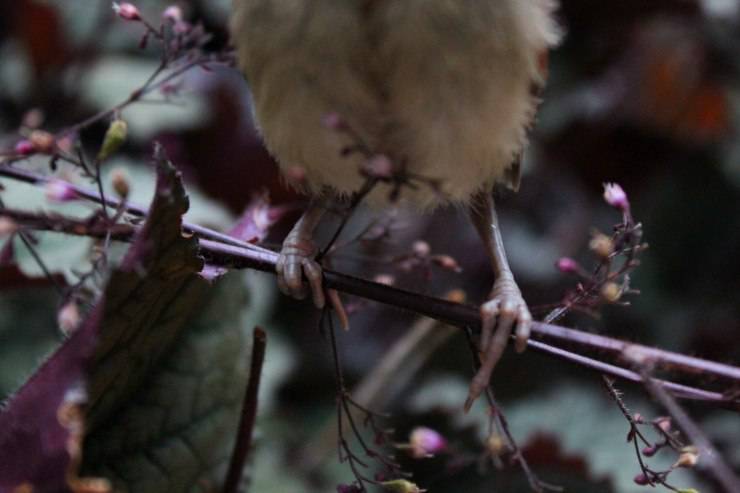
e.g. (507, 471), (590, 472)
(231, 0), (561, 408)
(233, 0), (559, 207)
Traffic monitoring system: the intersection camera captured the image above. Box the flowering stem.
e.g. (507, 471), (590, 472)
(638, 368), (740, 492)
(1, 169), (737, 409)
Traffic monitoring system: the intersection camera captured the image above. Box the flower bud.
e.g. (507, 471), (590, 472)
(589, 232), (614, 259)
(600, 282), (621, 303)
(0, 216), (17, 237)
(58, 302), (81, 336)
(29, 130), (55, 154)
(97, 119), (128, 162)
(45, 179), (78, 203)
(373, 274), (395, 286)
(486, 433), (507, 457)
(113, 2), (141, 21)
(603, 182), (630, 211)
(412, 240), (430, 257)
(642, 445), (657, 457)
(445, 289), (466, 303)
(432, 254), (462, 272)
(381, 479), (426, 493)
(162, 5), (183, 22)
(14, 139), (35, 156)
(654, 417), (672, 433)
(110, 168), (130, 199)
(674, 446), (699, 468)
(408, 427), (447, 458)
(633, 473), (649, 485)
(556, 257), (579, 274)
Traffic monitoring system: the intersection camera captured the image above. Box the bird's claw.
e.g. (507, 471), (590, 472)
(465, 278), (531, 412)
(275, 235), (325, 309)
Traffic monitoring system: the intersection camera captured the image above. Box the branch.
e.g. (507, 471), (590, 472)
(223, 327), (267, 493)
(199, 239), (739, 408)
(1, 168), (738, 410)
(0, 165), (270, 255)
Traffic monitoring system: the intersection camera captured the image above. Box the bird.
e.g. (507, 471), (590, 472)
(231, 0), (560, 410)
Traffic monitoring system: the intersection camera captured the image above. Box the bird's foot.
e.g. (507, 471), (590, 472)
(275, 232), (325, 308)
(465, 278), (532, 411)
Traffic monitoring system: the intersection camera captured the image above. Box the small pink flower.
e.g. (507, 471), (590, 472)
(14, 139), (35, 156)
(113, 2), (141, 21)
(45, 179), (78, 203)
(408, 427), (447, 458)
(556, 257), (579, 274)
(603, 182), (630, 211)
(162, 5), (183, 22)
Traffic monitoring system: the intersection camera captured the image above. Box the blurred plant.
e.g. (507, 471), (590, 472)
(604, 378), (697, 492)
(323, 305), (409, 492)
(545, 182), (646, 324)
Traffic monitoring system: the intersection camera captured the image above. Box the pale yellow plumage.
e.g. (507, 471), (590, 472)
(232, 1), (562, 408)
(231, 0), (560, 208)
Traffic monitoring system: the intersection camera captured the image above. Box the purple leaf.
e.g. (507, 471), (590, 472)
(0, 144), (206, 492)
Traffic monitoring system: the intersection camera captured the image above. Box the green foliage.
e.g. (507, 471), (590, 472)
(82, 273), (254, 493)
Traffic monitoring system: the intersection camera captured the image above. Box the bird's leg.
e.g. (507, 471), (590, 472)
(276, 200), (327, 308)
(465, 190), (532, 411)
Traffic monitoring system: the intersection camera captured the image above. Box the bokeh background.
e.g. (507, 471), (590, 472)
(1, 1), (739, 492)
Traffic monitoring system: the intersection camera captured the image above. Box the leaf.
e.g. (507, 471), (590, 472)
(0, 145), (210, 492)
(81, 272), (253, 493)
(83, 146), (207, 431)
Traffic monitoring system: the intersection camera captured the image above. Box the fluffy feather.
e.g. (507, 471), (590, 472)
(231, 0), (560, 208)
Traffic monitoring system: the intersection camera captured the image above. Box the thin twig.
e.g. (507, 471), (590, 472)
(639, 368), (740, 493)
(223, 327), (268, 493)
(316, 177), (378, 262)
(0, 165), (273, 256)
(464, 328), (562, 493)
